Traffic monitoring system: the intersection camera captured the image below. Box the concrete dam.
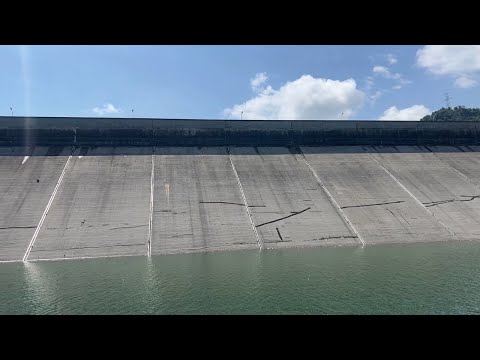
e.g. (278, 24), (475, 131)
(2, 117), (480, 262)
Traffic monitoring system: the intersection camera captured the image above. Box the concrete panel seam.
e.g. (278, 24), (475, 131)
(22, 146), (75, 262)
(148, 146), (155, 257)
(366, 151), (457, 238)
(424, 145), (480, 189)
(226, 147), (263, 250)
(299, 150), (366, 247)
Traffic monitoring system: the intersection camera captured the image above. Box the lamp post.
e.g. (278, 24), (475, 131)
(241, 111), (243, 120)
(10, 107), (13, 117)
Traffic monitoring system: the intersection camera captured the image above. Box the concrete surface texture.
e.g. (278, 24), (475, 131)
(0, 147), (71, 261)
(3, 117), (480, 262)
(27, 147), (151, 260)
(229, 147), (358, 248)
(301, 146), (455, 244)
(151, 147), (258, 255)
(367, 145), (480, 240)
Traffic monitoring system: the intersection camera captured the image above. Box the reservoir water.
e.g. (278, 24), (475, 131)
(2, 241), (480, 314)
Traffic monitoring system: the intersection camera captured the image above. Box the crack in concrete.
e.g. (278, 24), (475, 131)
(365, 150), (457, 238)
(424, 195), (480, 208)
(154, 210), (187, 214)
(199, 201), (266, 207)
(256, 207), (311, 228)
(0, 226), (37, 230)
(386, 208), (414, 239)
(276, 227), (284, 242)
(309, 235), (357, 241)
(109, 224), (148, 230)
(341, 200), (405, 209)
(268, 239), (292, 243)
(171, 233), (193, 238)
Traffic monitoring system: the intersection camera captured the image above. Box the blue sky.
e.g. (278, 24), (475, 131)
(1, 45), (479, 120)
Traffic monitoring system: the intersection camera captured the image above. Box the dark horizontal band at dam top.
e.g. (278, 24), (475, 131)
(1, 116), (479, 146)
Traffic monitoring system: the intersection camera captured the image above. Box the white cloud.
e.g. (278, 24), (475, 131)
(373, 65), (401, 80)
(250, 72), (268, 92)
(379, 105), (431, 121)
(363, 77), (382, 104)
(364, 77), (374, 91)
(373, 66), (389, 75)
(416, 45), (480, 88)
(93, 103), (121, 115)
(370, 91), (382, 102)
(454, 75), (478, 89)
(416, 45), (480, 75)
(224, 74), (365, 120)
(387, 54), (398, 65)
(372, 65), (410, 89)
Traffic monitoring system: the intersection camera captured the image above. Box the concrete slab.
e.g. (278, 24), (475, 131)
(301, 146), (455, 244)
(0, 146), (71, 261)
(229, 147), (358, 248)
(432, 145), (480, 189)
(151, 147), (258, 254)
(369, 146), (480, 240)
(28, 147), (152, 260)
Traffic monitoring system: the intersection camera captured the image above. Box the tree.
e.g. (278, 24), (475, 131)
(420, 106), (480, 121)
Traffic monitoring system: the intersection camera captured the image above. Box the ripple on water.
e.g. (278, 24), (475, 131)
(1, 242), (480, 314)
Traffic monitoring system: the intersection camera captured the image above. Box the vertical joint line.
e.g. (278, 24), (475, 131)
(22, 146), (74, 262)
(227, 147), (263, 250)
(366, 151), (456, 238)
(424, 146), (480, 189)
(298, 148), (366, 247)
(148, 146), (155, 257)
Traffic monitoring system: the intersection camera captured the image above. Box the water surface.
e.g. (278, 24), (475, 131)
(1, 241), (480, 314)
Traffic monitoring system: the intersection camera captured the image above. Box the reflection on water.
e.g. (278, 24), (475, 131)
(23, 261), (58, 314)
(2, 241), (480, 314)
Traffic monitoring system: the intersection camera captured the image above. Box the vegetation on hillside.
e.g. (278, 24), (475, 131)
(420, 106), (480, 121)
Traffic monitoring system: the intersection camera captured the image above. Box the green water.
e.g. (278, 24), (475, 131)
(2, 241), (480, 314)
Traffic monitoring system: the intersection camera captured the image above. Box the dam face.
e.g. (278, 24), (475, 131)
(1, 117), (480, 262)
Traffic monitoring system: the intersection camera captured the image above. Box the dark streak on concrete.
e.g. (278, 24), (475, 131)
(424, 195), (480, 207)
(109, 224), (148, 230)
(276, 227), (284, 242)
(309, 235), (357, 241)
(0, 226), (37, 230)
(199, 201), (266, 207)
(256, 207), (311, 228)
(341, 200), (405, 209)
(171, 233), (194, 238)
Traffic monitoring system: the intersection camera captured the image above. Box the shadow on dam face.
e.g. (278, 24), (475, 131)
(0, 145), (479, 157)
(1, 117), (480, 150)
